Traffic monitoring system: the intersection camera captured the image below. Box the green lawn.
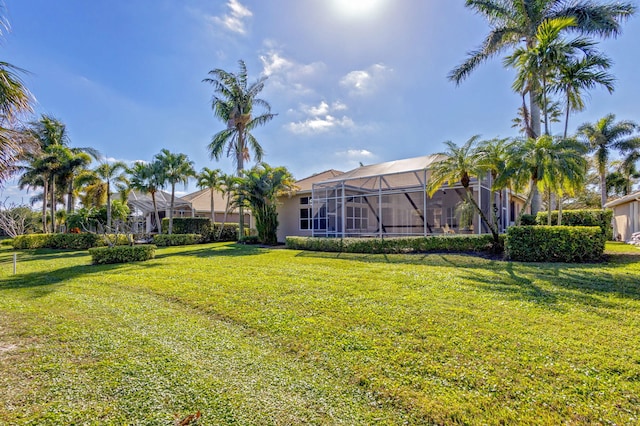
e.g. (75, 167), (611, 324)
(0, 242), (639, 425)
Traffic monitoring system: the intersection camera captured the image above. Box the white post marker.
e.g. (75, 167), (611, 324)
(13, 252), (17, 274)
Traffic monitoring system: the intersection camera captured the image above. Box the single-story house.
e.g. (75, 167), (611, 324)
(604, 190), (640, 242)
(276, 154), (528, 243)
(128, 188), (251, 234)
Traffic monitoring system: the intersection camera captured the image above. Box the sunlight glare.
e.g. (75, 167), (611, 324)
(330, 0), (387, 19)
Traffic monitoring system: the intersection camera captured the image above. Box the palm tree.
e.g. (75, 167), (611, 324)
(92, 160), (128, 230)
(552, 54), (614, 138)
(57, 148), (97, 214)
(503, 17), (600, 137)
(450, 0), (634, 140)
(499, 135), (587, 224)
(196, 167), (224, 223)
(475, 137), (513, 231)
(203, 59), (277, 238)
(217, 173), (241, 240)
(0, 6), (35, 183)
(426, 135), (499, 244)
(155, 149), (195, 234)
(236, 163), (296, 245)
(128, 160), (164, 234)
(577, 114), (640, 207)
(22, 116), (72, 232)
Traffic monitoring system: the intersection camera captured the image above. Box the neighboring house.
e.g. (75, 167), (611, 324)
(128, 190), (193, 233)
(127, 188), (251, 234)
(182, 188), (251, 227)
(277, 155), (528, 243)
(604, 190), (640, 242)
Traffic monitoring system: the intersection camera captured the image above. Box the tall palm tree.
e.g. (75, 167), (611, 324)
(92, 160), (128, 230)
(57, 148), (97, 214)
(236, 163), (296, 245)
(552, 54), (614, 138)
(499, 135), (587, 224)
(128, 160), (164, 234)
(196, 167), (224, 223)
(203, 59), (277, 237)
(450, 0), (634, 141)
(503, 17), (600, 137)
(426, 135), (499, 244)
(22, 116), (72, 232)
(155, 149), (195, 235)
(577, 114), (640, 207)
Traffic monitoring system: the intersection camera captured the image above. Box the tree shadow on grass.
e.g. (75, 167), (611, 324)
(459, 261), (640, 311)
(0, 261), (126, 298)
(153, 242), (267, 259)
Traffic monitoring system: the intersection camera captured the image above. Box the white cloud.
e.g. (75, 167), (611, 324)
(340, 63), (392, 96)
(286, 115), (355, 135)
(259, 49), (326, 96)
(342, 149), (375, 159)
(211, 0), (252, 35)
(286, 100), (357, 135)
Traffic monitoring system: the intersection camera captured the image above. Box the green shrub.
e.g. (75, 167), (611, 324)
(519, 214), (537, 225)
(536, 209), (613, 240)
(0, 238), (13, 246)
(286, 235), (504, 254)
(201, 223), (240, 242)
(162, 217), (211, 235)
(239, 235), (261, 245)
(89, 245), (157, 265)
(505, 226), (605, 262)
(152, 234), (202, 247)
(12, 233), (130, 250)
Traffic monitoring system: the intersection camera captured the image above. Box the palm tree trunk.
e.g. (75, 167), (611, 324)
(169, 182), (175, 234)
(557, 195), (563, 226)
(237, 126), (245, 240)
(50, 178), (56, 233)
(564, 93), (570, 139)
(106, 182), (112, 231)
(600, 170), (607, 208)
(67, 179), (74, 214)
(460, 187), (498, 243)
(42, 180), (48, 232)
(547, 187), (552, 226)
(151, 191), (162, 234)
(210, 187), (216, 223)
(516, 181), (537, 226)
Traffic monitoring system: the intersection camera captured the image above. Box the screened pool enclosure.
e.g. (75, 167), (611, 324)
(310, 155), (510, 238)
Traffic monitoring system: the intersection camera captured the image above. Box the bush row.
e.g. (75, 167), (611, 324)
(536, 209), (613, 240)
(286, 235), (503, 254)
(152, 234), (202, 247)
(89, 245), (157, 265)
(505, 226), (605, 262)
(12, 233), (130, 250)
(161, 218), (240, 242)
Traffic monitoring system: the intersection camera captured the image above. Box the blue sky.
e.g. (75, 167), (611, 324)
(2, 0), (639, 202)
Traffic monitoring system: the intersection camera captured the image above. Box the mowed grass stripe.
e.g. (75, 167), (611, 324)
(0, 242), (639, 424)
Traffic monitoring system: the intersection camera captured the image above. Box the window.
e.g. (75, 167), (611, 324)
(346, 197), (369, 231)
(299, 197), (312, 230)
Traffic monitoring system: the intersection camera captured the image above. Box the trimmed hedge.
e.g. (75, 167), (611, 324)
(89, 245), (157, 265)
(505, 226), (605, 262)
(161, 218), (240, 242)
(152, 234), (202, 247)
(162, 217), (210, 234)
(12, 233), (130, 250)
(536, 209), (613, 240)
(286, 235), (504, 254)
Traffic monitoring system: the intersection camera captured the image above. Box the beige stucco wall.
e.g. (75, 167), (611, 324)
(277, 193), (313, 243)
(611, 201), (640, 242)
